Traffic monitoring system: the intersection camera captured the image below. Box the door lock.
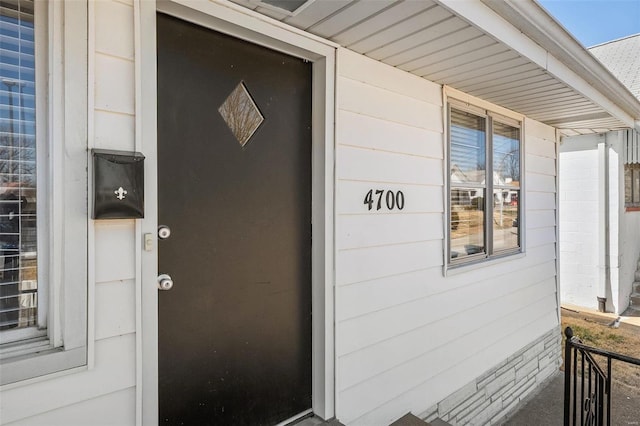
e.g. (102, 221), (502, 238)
(157, 274), (174, 291)
(158, 225), (171, 240)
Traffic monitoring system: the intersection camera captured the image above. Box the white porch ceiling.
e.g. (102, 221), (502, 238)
(230, 0), (639, 136)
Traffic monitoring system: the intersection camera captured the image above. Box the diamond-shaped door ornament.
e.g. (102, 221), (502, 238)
(218, 82), (264, 147)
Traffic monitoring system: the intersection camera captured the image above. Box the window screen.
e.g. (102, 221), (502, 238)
(0, 0), (38, 332)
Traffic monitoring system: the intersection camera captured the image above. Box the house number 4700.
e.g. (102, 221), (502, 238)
(364, 189), (405, 211)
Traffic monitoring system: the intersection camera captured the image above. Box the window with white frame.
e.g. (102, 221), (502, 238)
(0, 0), (87, 385)
(448, 101), (522, 265)
(0, 0), (41, 338)
(625, 163), (640, 208)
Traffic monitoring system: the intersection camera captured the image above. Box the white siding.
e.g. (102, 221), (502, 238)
(1, 2), (138, 424)
(334, 48), (559, 425)
(1, 335), (136, 424)
(6, 387), (136, 426)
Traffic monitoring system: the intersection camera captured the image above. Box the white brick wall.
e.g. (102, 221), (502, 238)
(559, 148), (600, 310)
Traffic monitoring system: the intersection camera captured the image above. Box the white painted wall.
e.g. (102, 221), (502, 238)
(615, 133), (640, 312)
(1, 1), (138, 424)
(334, 48), (559, 425)
(559, 136), (600, 310)
(559, 131), (640, 314)
(619, 209), (640, 311)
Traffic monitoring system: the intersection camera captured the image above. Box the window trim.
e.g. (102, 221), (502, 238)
(0, 0), (49, 342)
(624, 163), (640, 210)
(0, 0), (88, 386)
(446, 98), (524, 269)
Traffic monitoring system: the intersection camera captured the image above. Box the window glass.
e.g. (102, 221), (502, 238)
(635, 169), (640, 204)
(450, 108), (487, 261)
(493, 122), (520, 186)
(1, 0), (89, 386)
(450, 109), (486, 184)
(450, 188), (485, 260)
(448, 104), (522, 266)
(493, 189), (519, 252)
(626, 165), (640, 206)
(0, 0), (38, 332)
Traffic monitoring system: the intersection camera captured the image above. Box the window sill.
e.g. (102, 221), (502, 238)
(0, 336), (50, 360)
(444, 250), (525, 277)
(0, 343), (86, 386)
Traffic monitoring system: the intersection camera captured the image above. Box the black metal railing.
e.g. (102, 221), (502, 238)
(563, 326), (640, 425)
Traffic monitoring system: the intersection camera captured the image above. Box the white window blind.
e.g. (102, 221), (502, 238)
(0, 0), (38, 332)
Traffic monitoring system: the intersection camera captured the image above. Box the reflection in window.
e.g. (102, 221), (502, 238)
(493, 189), (519, 252)
(448, 105), (521, 265)
(450, 109), (486, 184)
(493, 122), (520, 185)
(1, 0), (38, 331)
(492, 122), (520, 253)
(450, 109), (487, 260)
(450, 188), (485, 260)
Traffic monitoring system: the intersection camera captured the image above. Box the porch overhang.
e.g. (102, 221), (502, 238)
(225, 0), (640, 136)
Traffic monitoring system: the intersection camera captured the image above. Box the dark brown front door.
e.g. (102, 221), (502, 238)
(157, 14), (312, 425)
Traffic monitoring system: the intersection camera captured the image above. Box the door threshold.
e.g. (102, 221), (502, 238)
(275, 409), (313, 426)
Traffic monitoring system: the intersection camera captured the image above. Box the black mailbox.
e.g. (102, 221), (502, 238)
(92, 149), (145, 219)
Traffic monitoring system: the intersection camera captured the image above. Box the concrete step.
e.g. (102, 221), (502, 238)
(631, 293), (640, 306)
(636, 270), (640, 281)
(634, 281), (640, 294)
(389, 413), (452, 426)
(624, 304), (640, 315)
(295, 417), (344, 426)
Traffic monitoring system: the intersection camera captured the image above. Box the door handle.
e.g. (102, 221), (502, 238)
(157, 274), (174, 291)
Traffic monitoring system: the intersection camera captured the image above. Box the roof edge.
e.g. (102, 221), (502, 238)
(589, 33), (640, 49)
(481, 0), (640, 122)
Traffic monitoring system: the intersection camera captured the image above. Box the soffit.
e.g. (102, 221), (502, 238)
(230, 0), (634, 136)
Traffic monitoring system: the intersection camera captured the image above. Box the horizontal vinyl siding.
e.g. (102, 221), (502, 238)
(6, 387), (136, 426)
(1, 334), (137, 425)
(334, 49), (559, 425)
(86, 1), (138, 423)
(1, 2), (138, 424)
(95, 279), (136, 340)
(94, 110), (135, 151)
(95, 221), (136, 283)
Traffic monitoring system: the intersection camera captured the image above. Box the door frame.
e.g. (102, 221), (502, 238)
(137, 1), (336, 424)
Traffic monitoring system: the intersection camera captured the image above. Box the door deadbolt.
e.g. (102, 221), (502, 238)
(158, 225), (171, 240)
(157, 274), (174, 291)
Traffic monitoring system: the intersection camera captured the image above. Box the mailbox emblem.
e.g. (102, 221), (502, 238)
(115, 187), (128, 200)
